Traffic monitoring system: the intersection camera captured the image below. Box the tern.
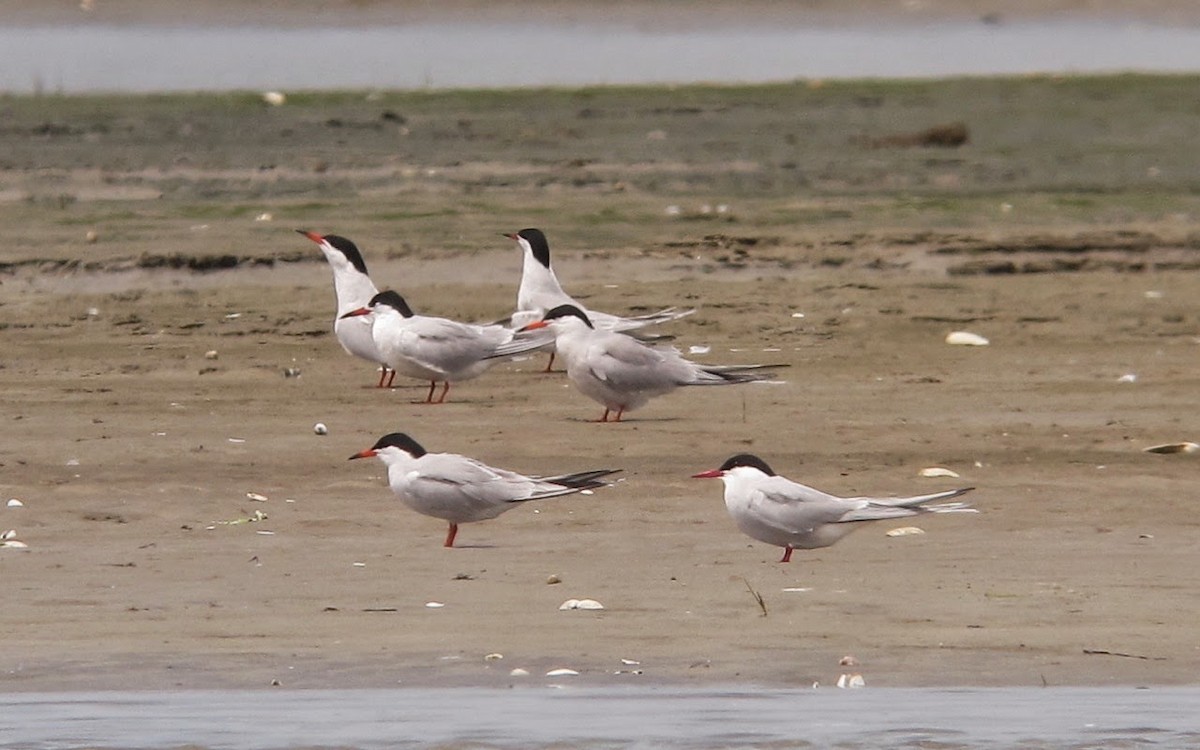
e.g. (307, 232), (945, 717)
(506, 228), (695, 370)
(517, 304), (782, 422)
(297, 229), (394, 387)
(341, 290), (550, 403)
(349, 432), (621, 547)
(693, 454), (976, 562)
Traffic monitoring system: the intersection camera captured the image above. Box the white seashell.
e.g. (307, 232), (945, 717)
(839, 655), (859, 666)
(0, 539), (29, 549)
(919, 467), (960, 478)
(66, 459), (80, 466)
(837, 673), (866, 688)
(7, 499), (24, 508)
(1143, 442), (1199, 455)
(262, 91), (287, 106)
(246, 492), (268, 502)
(425, 601), (445, 608)
(945, 331), (989, 346)
(560, 598), (604, 610)
(352, 562), (366, 567)
(313, 422), (328, 435)
(224, 313), (241, 320)
(484, 653), (504, 661)
(545, 668), (579, 677)
(620, 658), (641, 666)
(86, 306), (100, 317)
(781, 587), (812, 592)
(546, 574), (562, 585)
(509, 668), (530, 677)
(254, 212), (273, 222)
(254, 530), (275, 535)
(204, 350), (219, 360)
(688, 345), (712, 355)
(1117, 373), (1137, 383)
(886, 526), (926, 537)
(228, 438), (246, 443)
(1144, 290), (1164, 299)
(791, 312), (805, 319)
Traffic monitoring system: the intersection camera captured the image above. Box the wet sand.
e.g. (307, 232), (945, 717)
(1, 71), (1199, 691)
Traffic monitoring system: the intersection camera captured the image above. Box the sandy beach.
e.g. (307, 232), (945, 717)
(1, 15), (1199, 691)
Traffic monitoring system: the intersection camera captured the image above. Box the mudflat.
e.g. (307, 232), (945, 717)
(1, 75), (1198, 690)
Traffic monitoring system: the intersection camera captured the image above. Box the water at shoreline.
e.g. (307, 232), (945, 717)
(5, 21), (1200, 94)
(3, 685), (1199, 749)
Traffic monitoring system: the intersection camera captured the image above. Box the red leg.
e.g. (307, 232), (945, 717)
(423, 381), (437, 403)
(443, 523), (458, 548)
(384, 368), (396, 388)
(543, 352), (556, 373)
(434, 382), (450, 404)
(779, 547), (793, 563)
(614, 408), (624, 422)
(599, 408), (610, 423)
(376, 368), (388, 388)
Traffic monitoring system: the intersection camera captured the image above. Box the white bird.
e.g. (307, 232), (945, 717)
(341, 290), (550, 404)
(506, 228), (695, 370)
(693, 454), (976, 562)
(297, 230), (393, 387)
(349, 432), (620, 547)
(517, 304), (781, 422)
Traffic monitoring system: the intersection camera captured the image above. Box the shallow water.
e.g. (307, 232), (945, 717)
(5, 21), (1200, 94)
(3, 686), (1199, 749)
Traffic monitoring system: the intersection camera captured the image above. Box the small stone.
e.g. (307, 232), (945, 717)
(313, 422), (328, 435)
(545, 574), (561, 585)
(204, 350), (219, 360)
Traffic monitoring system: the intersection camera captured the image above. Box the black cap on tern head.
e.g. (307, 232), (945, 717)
(297, 230), (370, 276)
(370, 432), (428, 457)
(718, 454), (776, 476)
(369, 290), (415, 318)
(516, 228), (551, 269)
(542, 303), (593, 329)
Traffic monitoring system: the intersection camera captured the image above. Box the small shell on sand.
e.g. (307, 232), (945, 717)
(546, 668), (579, 677)
(246, 492), (268, 502)
(1143, 442), (1199, 455)
(919, 467), (960, 478)
(837, 673), (866, 688)
(313, 422), (329, 435)
(484, 653), (504, 661)
(560, 599), (604, 610)
(509, 668), (530, 677)
(886, 526), (926, 537)
(839, 655), (859, 666)
(7, 499), (24, 508)
(945, 331), (990, 346)
(262, 91), (286, 106)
